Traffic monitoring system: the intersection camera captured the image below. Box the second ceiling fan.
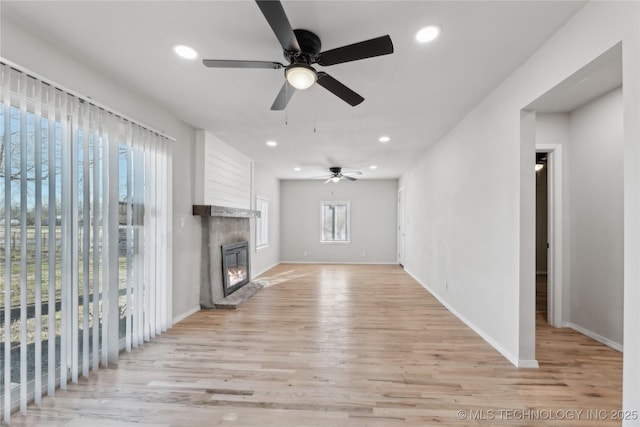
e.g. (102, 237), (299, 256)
(321, 167), (360, 184)
(203, 0), (394, 110)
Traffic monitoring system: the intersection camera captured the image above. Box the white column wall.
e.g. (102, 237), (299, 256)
(251, 165), (280, 277)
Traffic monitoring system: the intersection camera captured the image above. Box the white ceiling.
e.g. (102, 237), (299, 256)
(2, 1), (585, 179)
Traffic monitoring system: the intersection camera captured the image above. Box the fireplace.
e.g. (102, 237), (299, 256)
(193, 205), (260, 308)
(221, 241), (250, 297)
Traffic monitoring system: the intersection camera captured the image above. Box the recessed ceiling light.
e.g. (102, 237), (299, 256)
(415, 26), (441, 44)
(173, 44), (198, 60)
(378, 136), (390, 143)
(294, 167), (301, 171)
(369, 165), (378, 170)
(266, 141), (278, 147)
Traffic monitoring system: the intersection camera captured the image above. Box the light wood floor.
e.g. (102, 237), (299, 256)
(8, 264), (622, 426)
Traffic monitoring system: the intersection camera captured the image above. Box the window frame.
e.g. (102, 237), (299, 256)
(255, 196), (268, 250)
(320, 201), (351, 244)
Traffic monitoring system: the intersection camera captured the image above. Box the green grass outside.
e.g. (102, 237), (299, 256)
(1, 226), (131, 345)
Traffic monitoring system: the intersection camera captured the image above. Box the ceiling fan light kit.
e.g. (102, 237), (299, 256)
(202, 0), (394, 110)
(285, 64), (317, 90)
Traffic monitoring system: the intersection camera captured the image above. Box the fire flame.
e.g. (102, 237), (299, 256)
(227, 267), (247, 287)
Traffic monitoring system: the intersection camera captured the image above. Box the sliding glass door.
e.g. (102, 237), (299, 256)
(0, 62), (172, 422)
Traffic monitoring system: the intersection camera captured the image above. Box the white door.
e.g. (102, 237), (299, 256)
(397, 188), (406, 266)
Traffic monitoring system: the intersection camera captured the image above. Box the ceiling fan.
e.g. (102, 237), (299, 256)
(202, 0), (394, 110)
(320, 167), (361, 184)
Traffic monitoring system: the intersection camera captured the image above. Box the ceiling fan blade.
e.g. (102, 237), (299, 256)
(317, 35), (394, 66)
(343, 175), (357, 181)
(324, 178), (333, 184)
(316, 72), (364, 106)
(271, 81), (296, 111)
(255, 0), (301, 53)
(203, 59), (284, 69)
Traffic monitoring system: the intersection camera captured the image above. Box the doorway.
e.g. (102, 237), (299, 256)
(533, 144), (563, 328)
(535, 152), (549, 324)
(397, 187), (405, 267)
(520, 43), (624, 366)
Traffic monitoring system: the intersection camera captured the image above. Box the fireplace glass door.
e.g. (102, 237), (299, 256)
(221, 241), (250, 296)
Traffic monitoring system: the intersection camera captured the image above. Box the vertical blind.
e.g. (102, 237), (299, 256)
(0, 61), (173, 422)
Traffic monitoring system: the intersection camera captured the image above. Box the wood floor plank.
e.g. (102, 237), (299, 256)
(7, 264), (622, 426)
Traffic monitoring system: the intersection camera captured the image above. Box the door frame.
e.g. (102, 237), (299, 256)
(397, 187), (406, 266)
(536, 144), (564, 327)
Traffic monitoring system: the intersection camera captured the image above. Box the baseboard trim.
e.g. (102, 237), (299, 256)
(563, 321), (623, 352)
(404, 269), (537, 368)
(279, 261), (399, 265)
(172, 305), (200, 325)
(252, 262), (281, 278)
(517, 359), (540, 368)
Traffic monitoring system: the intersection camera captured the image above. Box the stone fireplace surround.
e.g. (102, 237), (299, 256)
(193, 205), (260, 308)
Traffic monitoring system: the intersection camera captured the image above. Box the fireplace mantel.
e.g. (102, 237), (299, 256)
(193, 205), (260, 219)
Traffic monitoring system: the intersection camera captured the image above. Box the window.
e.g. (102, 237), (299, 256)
(321, 201), (350, 243)
(255, 196), (268, 249)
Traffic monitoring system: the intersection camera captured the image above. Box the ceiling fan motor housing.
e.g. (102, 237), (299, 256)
(285, 29), (322, 64)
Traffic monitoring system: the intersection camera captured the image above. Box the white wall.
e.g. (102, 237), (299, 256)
(251, 165), (280, 277)
(0, 17), (202, 323)
(536, 113), (572, 143)
(280, 179), (397, 263)
(399, 2), (639, 419)
(572, 89), (624, 346)
(568, 88), (624, 346)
